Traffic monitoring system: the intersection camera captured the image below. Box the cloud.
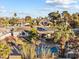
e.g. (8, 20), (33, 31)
(46, 0), (78, 5)
(57, 4), (79, 10)
(0, 6), (7, 13)
(45, 0), (79, 10)
(0, 6), (5, 9)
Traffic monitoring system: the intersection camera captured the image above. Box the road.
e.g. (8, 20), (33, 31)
(0, 32), (19, 40)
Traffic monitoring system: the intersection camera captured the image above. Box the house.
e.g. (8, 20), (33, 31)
(34, 26), (54, 34)
(39, 18), (50, 26)
(15, 18), (25, 26)
(0, 18), (5, 27)
(33, 26), (54, 39)
(15, 25), (32, 32)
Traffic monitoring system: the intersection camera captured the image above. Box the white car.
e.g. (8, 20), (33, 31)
(18, 30), (29, 38)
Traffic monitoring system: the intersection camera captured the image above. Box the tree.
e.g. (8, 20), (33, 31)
(70, 13), (79, 28)
(48, 11), (61, 22)
(51, 21), (75, 54)
(20, 29), (38, 43)
(32, 18), (39, 25)
(0, 43), (11, 59)
(62, 11), (71, 21)
(9, 17), (16, 26)
(27, 29), (38, 42)
(4, 19), (9, 27)
(14, 13), (17, 18)
(25, 16), (34, 27)
(0, 18), (9, 27)
(9, 13), (17, 26)
(17, 39), (36, 59)
(53, 21), (75, 43)
(25, 16), (32, 23)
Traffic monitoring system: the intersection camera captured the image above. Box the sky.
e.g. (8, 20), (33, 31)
(0, 0), (79, 17)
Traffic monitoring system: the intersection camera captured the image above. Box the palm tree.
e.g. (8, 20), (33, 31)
(14, 13), (17, 18)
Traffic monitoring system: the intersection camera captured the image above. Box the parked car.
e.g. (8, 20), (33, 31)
(18, 30), (29, 39)
(37, 27), (48, 31)
(72, 28), (79, 36)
